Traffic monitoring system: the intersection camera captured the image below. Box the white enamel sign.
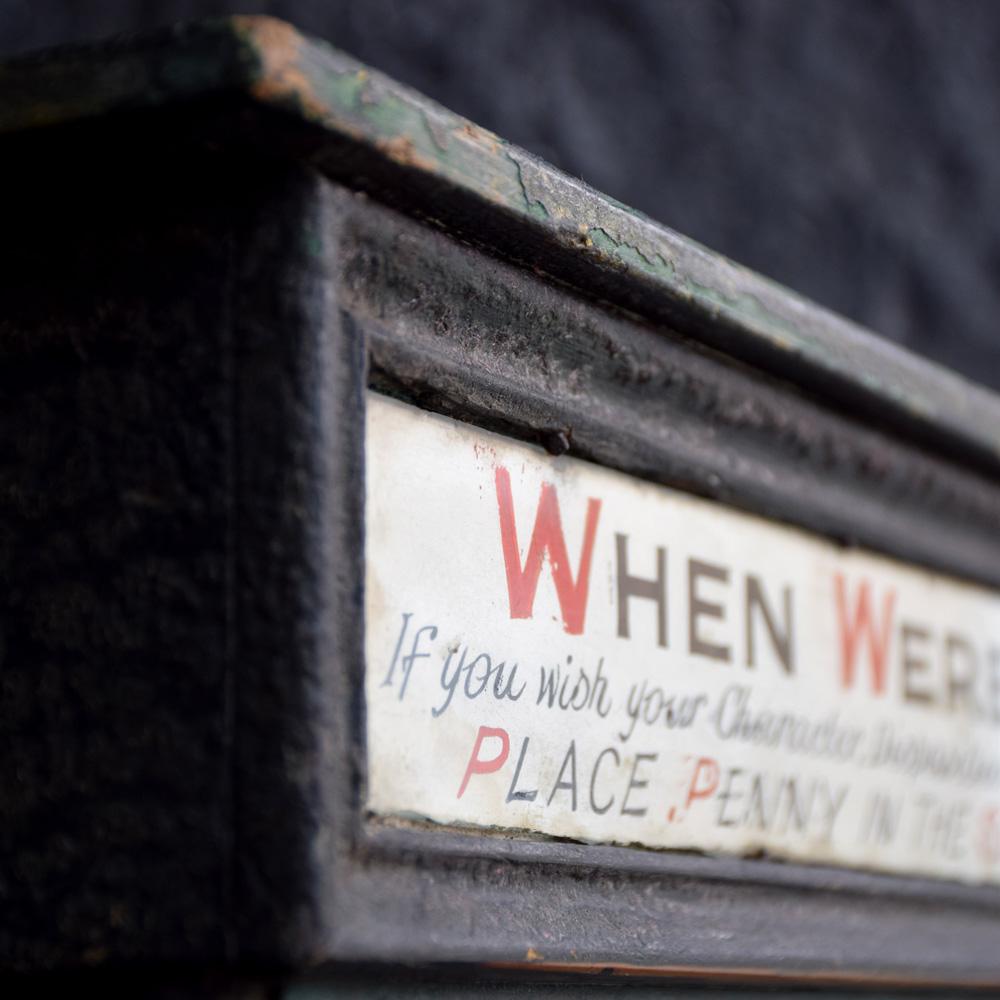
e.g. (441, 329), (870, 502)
(364, 392), (1000, 884)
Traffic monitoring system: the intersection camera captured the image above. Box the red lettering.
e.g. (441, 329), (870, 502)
(835, 574), (896, 695)
(685, 756), (720, 808)
(457, 725), (510, 799)
(978, 806), (1000, 866)
(495, 466), (601, 635)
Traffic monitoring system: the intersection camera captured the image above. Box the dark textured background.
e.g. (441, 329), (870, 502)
(5, 0), (999, 390)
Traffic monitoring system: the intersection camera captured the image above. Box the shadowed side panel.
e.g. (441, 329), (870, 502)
(0, 136), (237, 968)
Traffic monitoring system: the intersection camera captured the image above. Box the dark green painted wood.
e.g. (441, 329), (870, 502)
(2, 16), (1000, 473)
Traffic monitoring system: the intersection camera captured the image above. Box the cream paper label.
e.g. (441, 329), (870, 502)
(364, 392), (1000, 884)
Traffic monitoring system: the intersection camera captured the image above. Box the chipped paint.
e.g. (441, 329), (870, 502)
(3, 15), (1000, 464)
(507, 153), (550, 220)
(585, 226), (675, 277)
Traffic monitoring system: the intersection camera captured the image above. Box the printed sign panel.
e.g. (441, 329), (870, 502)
(364, 392), (1000, 884)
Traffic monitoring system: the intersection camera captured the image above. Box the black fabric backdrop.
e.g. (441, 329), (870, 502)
(5, 0), (999, 390)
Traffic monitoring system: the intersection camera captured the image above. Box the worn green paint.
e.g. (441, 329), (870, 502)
(0, 15), (994, 461)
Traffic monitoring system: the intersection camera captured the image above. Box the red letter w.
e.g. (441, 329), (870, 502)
(495, 466), (601, 635)
(835, 573), (896, 695)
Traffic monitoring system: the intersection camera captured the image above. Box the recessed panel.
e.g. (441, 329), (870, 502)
(365, 391), (1000, 885)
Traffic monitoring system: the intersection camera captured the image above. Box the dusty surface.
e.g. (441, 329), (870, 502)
(5, 0), (1000, 390)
